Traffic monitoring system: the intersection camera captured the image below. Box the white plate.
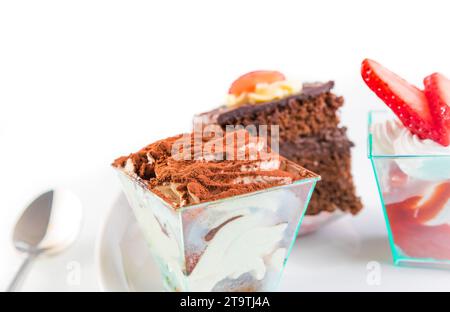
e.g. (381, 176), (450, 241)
(96, 193), (163, 291)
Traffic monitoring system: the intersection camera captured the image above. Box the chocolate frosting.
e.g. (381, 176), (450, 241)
(215, 81), (335, 126)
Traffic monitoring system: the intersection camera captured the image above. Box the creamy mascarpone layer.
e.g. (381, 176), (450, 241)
(186, 189), (296, 291)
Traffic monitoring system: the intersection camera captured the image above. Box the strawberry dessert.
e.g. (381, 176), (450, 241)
(364, 58), (450, 265)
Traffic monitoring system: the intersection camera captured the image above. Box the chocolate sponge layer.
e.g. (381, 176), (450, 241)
(215, 81), (343, 141)
(280, 128), (362, 215)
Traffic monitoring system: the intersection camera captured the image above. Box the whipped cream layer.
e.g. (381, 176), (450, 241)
(372, 118), (450, 181)
(371, 118), (450, 156)
(186, 190), (294, 291)
(418, 185), (450, 226)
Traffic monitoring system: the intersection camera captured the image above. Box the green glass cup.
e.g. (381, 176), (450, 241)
(368, 110), (450, 269)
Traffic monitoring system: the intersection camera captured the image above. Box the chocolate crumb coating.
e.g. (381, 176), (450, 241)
(198, 82), (363, 215)
(112, 130), (318, 209)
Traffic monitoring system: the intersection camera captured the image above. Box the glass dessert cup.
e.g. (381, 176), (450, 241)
(368, 111), (450, 269)
(116, 169), (319, 292)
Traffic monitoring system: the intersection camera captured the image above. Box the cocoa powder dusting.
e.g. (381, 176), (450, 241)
(112, 131), (318, 209)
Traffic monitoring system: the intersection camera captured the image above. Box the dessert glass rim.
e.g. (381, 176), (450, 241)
(368, 110), (450, 159)
(112, 166), (320, 212)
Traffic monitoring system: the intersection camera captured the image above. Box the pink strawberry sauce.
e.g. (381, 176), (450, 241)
(386, 182), (450, 260)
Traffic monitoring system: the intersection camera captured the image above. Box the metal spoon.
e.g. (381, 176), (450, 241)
(7, 189), (83, 292)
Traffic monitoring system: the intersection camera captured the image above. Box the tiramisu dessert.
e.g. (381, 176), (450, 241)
(113, 130), (320, 291)
(197, 71), (362, 231)
(364, 58), (450, 266)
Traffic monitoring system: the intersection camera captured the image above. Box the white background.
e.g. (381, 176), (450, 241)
(1, 0), (450, 291)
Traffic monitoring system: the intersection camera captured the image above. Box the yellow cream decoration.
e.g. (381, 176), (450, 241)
(226, 80), (303, 108)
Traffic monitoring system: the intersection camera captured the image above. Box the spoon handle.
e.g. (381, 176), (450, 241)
(6, 253), (37, 292)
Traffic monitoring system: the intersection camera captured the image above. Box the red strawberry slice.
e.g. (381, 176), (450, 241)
(424, 73), (450, 146)
(229, 70), (285, 96)
(361, 59), (441, 144)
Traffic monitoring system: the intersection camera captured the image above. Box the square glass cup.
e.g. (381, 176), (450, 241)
(115, 168), (319, 292)
(368, 110), (450, 269)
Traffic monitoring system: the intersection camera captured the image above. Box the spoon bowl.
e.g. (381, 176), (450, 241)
(7, 189), (83, 291)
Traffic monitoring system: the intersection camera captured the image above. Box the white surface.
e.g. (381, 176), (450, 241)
(1, 0), (450, 291)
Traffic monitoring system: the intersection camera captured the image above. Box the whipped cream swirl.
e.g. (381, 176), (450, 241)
(371, 119), (450, 156)
(371, 118), (450, 181)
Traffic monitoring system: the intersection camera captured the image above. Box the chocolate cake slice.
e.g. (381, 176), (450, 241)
(198, 79), (362, 216)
